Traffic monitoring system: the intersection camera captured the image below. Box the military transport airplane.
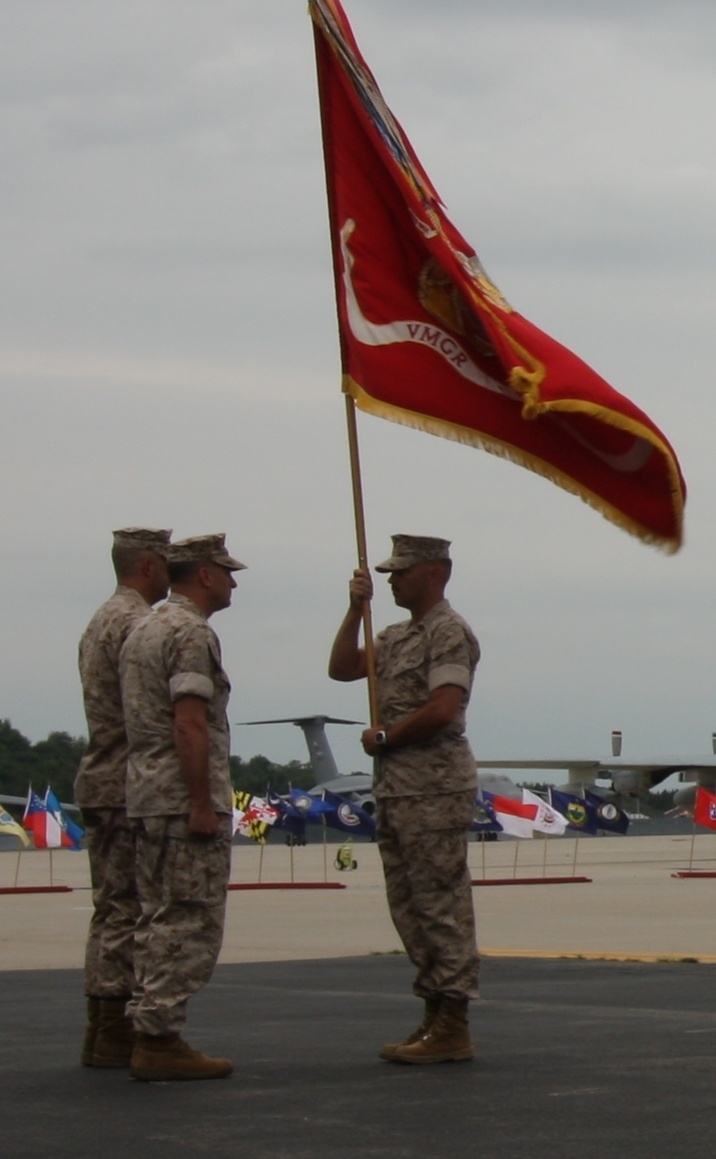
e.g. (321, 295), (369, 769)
(236, 714), (519, 811)
(236, 715), (378, 812)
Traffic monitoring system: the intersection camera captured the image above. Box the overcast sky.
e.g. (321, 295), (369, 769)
(2, 0), (715, 784)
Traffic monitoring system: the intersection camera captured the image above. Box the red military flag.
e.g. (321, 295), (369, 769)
(693, 787), (716, 831)
(309, 0), (685, 551)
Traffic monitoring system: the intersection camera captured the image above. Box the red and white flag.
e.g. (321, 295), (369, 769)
(310, 0), (685, 550)
(484, 792), (538, 839)
(523, 788), (568, 836)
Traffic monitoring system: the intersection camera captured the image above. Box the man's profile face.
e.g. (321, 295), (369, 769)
(387, 561), (431, 609)
(207, 562), (237, 612)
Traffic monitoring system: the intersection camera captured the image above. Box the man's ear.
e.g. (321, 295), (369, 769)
(196, 563), (214, 589)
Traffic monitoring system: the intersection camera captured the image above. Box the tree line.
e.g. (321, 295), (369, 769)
(0, 718), (316, 811)
(1, 720), (677, 816)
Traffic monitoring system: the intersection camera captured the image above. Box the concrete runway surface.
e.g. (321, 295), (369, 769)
(2, 956), (716, 1159)
(2, 834), (716, 1157)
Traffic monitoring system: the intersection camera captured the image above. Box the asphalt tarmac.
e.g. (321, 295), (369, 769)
(3, 954), (715, 1159)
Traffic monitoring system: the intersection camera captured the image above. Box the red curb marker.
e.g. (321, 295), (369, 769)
(227, 882), (346, 890)
(472, 876), (592, 887)
(0, 886), (73, 895)
(672, 871), (716, 879)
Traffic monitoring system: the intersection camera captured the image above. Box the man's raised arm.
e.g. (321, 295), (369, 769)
(328, 568), (373, 682)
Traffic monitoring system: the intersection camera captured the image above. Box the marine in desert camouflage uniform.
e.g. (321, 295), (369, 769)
(329, 534), (480, 1065)
(75, 526), (172, 1068)
(119, 533), (245, 1082)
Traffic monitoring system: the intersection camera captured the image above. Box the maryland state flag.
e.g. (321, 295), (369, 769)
(309, 0), (685, 550)
(233, 790), (279, 844)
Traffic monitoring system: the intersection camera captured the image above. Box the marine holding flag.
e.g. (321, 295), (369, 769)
(329, 534), (480, 1065)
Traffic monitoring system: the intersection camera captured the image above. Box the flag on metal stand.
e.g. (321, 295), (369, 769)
(320, 788), (376, 838)
(471, 796), (502, 836)
(584, 790), (630, 835)
(693, 786), (716, 831)
(233, 790), (280, 844)
(22, 786), (84, 850)
(482, 791), (538, 839)
(44, 788), (84, 850)
(522, 788), (568, 836)
(22, 787), (48, 844)
(309, 0), (685, 552)
(549, 788), (600, 835)
(0, 805), (30, 847)
(265, 789), (307, 843)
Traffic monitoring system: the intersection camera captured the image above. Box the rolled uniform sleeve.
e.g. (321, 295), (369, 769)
(428, 662), (471, 692)
(427, 619), (474, 694)
(122, 594), (233, 818)
(169, 673), (214, 701)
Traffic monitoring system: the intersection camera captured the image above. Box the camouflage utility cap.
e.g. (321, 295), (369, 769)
(375, 534), (451, 573)
(170, 533), (246, 571)
(112, 527), (172, 556)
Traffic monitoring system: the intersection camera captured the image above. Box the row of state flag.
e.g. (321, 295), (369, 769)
(7, 784), (716, 850)
(474, 786), (716, 837)
(473, 787), (631, 838)
(232, 783), (632, 844)
(232, 787), (376, 844)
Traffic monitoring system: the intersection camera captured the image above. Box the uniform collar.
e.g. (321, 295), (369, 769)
(115, 584), (151, 606)
(397, 598), (450, 633)
(166, 591), (208, 620)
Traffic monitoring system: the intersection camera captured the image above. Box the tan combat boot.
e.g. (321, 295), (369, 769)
(379, 997), (440, 1061)
(80, 997), (102, 1066)
(130, 1033), (233, 1081)
(391, 996), (474, 1064)
(92, 996), (135, 1067)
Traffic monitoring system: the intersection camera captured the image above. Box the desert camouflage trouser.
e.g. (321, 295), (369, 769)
(82, 807), (139, 998)
(127, 814), (232, 1036)
(376, 791), (479, 1001)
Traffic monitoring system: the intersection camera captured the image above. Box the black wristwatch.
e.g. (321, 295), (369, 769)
(374, 729), (389, 749)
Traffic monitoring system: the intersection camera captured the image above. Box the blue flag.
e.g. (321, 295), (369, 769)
(288, 788), (334, 822)
(321, 789), (376, 838)
(471, 796), (503, 834)
(550, 789), (600, 835)
(265, 789), (307, 839)
(585, 790), (630, 834)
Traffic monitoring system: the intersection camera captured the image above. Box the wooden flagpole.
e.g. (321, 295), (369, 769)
(345, 393), (379, 725)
